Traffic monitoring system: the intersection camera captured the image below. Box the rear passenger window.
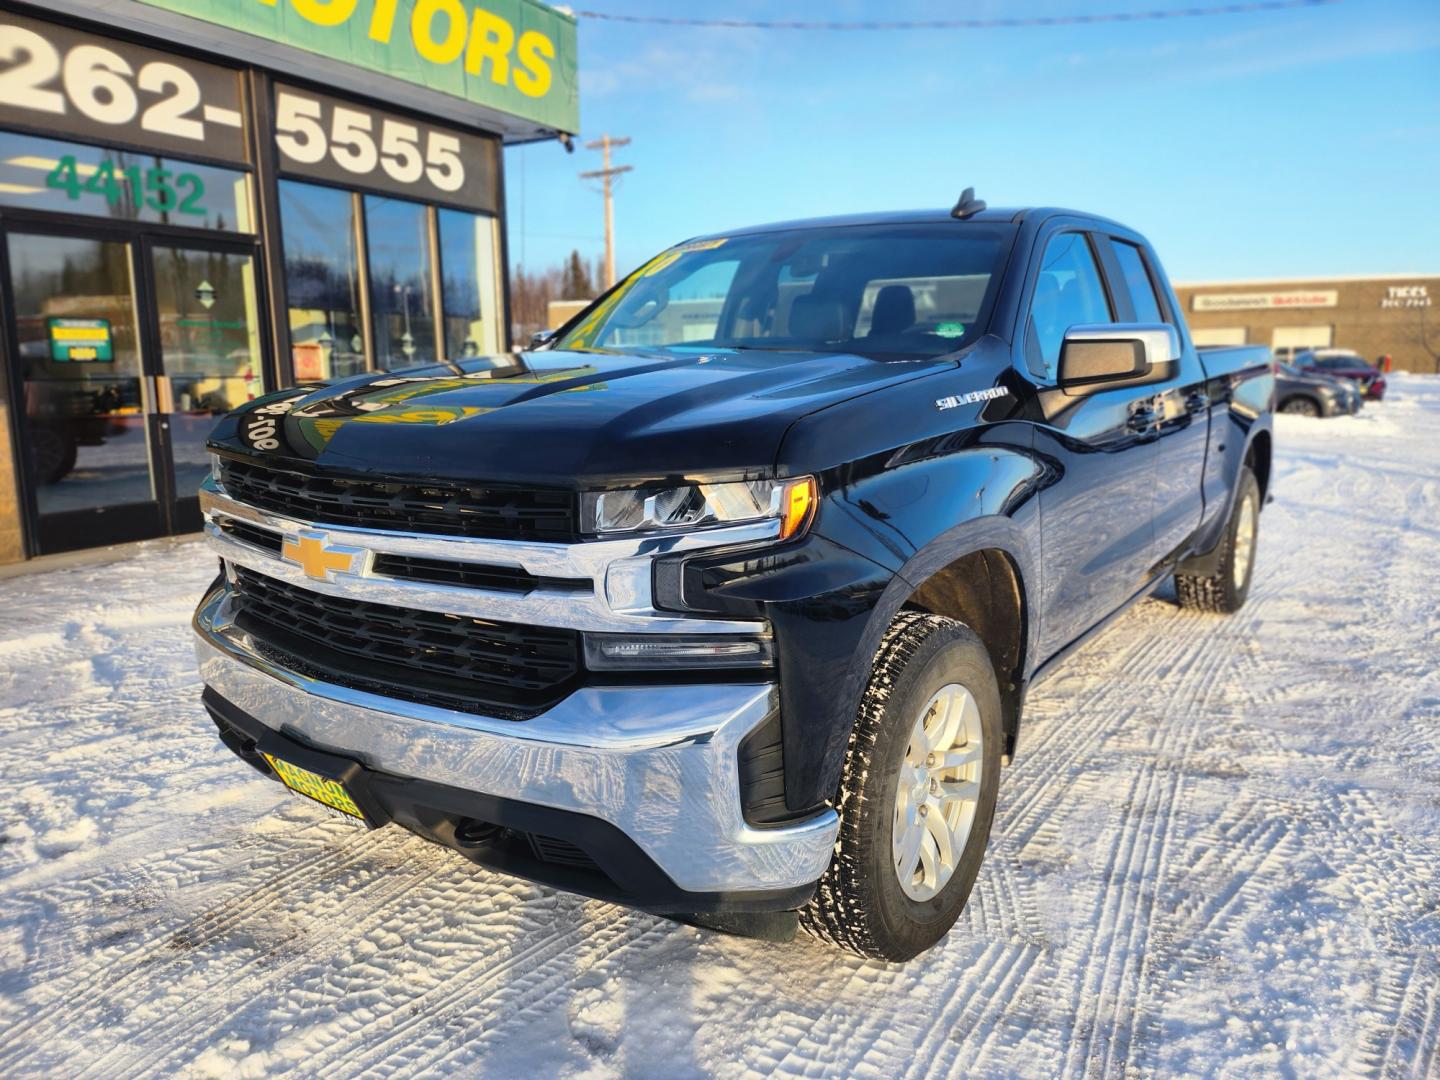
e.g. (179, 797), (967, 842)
(1026, 233), (1112, 381)
(1112, 241), (1164, 324)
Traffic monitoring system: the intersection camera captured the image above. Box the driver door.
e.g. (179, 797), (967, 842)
(1020, 230), (1161, 661)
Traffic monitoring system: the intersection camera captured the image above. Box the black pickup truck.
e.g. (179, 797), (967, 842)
(194, 195), (1274, 961)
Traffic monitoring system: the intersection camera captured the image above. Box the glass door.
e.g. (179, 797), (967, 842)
(145, 240), (266, 532)
(3, 228), (166, 553)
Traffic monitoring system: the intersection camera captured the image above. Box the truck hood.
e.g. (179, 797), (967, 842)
(208, 348), (951, 486)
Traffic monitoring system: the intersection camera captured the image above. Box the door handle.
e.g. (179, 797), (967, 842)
(1185, 390), (1210, 412)
(1127, 407), (1159, 431)
(153, 374), (175, 414)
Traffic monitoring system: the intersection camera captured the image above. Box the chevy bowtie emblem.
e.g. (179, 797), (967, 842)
(282, 532), (364, 581)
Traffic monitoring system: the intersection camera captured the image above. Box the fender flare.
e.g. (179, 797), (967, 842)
(1179, 423), (1272, 577)
(831, 515), (1039, 776)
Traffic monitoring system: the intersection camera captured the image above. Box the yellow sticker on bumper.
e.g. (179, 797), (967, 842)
(262, 753), (365, 820)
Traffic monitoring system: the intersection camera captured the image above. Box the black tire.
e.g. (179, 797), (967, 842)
(800, 612), (1003, 962)
(1279, 396), (1321, 417)
(30, 428), (78, 484)
(1175, 467), (1260, 614)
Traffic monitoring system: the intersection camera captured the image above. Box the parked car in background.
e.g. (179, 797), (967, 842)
(1293, 348), (1387, 400)
(1275, 362), (1362, 417)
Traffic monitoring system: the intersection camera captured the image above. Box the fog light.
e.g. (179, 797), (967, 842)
(584, 633), (774, 670)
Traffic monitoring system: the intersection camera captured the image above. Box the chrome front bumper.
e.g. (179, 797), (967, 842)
(194, 585), (838, 894)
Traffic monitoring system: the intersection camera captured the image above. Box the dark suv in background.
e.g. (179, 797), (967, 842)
(1275, 362), (1362, 417)
(1292, 349), (1387, 400)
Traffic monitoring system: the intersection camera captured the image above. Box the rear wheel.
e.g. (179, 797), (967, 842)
(800, 612), (1002, 962)
(1175, 467), (1260, 613)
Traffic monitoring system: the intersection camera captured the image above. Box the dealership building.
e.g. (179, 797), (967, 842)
(1173, 274), (1439, 373)
(0, 0), (577, 564)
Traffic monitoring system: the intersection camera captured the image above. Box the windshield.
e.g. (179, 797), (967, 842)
(555, 223), (1015, 359)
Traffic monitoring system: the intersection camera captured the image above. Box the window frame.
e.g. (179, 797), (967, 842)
(1098, 235), (1175, 329)
(1022, 229), (1118, 383)
(274, 173), (503, 376)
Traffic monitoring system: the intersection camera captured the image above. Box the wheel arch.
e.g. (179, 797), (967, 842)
(853, 516), (1038, 764)
(1246, 428), (1273, 504)
(901, 544), (1029, 760)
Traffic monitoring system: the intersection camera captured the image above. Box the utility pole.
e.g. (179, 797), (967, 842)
(580, 134), (632, 289)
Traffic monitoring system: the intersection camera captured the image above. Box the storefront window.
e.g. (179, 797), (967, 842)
(438, 209), (502, 359)
(278, 181), (368, 381)
(365, 194), (436, 369)
(0, 133), (253, 233)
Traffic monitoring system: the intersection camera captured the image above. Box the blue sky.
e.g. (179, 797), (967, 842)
(504, 0), (1440, 283)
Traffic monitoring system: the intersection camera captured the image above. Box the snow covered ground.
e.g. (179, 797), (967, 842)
(1, 377), (1437, 1079)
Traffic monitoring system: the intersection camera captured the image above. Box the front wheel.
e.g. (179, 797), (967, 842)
(1175, 466), (1260, 613)
(800, 612), (1002, 962)
(1279, 396), (1321, 417)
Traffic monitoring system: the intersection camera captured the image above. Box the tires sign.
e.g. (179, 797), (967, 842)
(273, 85), (498, 211)
(0, 12), (246, 163)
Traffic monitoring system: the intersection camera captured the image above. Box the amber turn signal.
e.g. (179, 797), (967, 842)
(779, 476), (818, 540)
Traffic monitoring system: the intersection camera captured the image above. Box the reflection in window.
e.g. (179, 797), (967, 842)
(438, 209), (501, 358)
(279, 180), (368, 380)
(1027, 233), (1113, 380)
(0, 132), (252, 233)
(366, 194), (436, 369)
(607, 260), (740, 347)
(5, 233), (154, 514)
(1113, 242), (1165, 325)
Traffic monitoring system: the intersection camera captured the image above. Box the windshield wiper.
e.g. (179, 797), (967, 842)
(709, 342), (803, 353)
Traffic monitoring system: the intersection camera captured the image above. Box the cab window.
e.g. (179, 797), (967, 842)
(1112, 241), (1165, 325)
(1025, 232), (1112, 380)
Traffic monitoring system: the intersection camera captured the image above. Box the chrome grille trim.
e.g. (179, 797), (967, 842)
(201, 477), (772, 635)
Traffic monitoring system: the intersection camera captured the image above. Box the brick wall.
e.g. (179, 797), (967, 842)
(1173, 276), (1440, 374)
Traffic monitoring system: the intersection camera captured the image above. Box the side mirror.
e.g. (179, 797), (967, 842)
(528, 329), (556, 350)
(1058, 323), (1179, 390)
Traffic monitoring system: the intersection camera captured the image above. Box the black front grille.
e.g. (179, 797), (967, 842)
(370, 552), (588, 595)
(218, 457), (578, 542)
(230, 567), (581, 718)
(217, 518), (283, 556)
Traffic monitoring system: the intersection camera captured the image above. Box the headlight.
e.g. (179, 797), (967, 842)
(584, 476), (816, 539)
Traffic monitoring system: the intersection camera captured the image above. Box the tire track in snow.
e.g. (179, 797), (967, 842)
(304, 898), (646, 1078)
(1052, 583), (1260, 1078)
(79, 849), (451, 1079)
(0, 820), (417, 1074)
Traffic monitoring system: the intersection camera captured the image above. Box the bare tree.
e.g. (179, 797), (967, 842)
(509, 252), (599, 345)
(1413, 302), (1440, 373)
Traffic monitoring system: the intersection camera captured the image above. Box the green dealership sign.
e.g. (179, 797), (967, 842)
(135, 0), (578, 133)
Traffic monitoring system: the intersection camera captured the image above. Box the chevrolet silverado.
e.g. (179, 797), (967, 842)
(194, 194), (1274, 961)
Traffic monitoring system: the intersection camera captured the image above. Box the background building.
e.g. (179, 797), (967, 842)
(0, 0), (578, 563)
(1174, 274), (1439, 372)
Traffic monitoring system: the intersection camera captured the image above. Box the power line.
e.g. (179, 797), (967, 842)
(574, 0), (1338, 31)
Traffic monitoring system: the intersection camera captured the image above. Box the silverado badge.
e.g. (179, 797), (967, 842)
(935, 386), (1011, 411)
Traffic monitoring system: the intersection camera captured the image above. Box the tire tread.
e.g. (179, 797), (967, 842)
(800, 611), (972, 959)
